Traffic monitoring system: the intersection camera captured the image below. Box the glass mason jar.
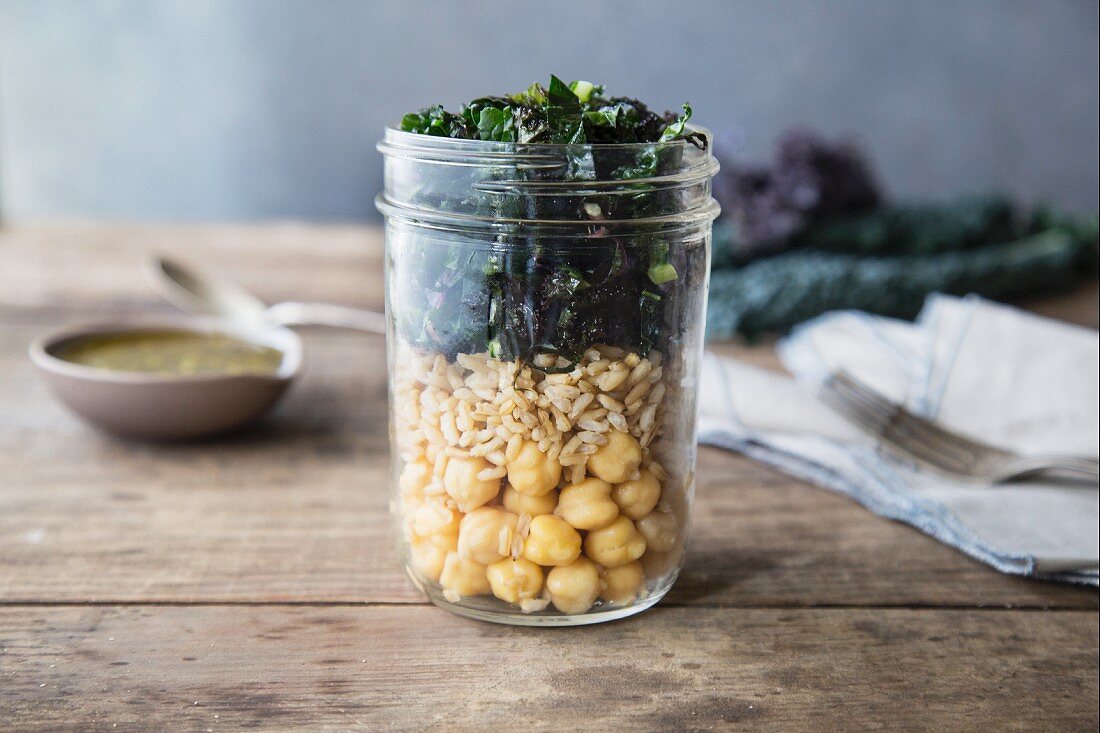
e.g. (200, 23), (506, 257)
(377, 127), (719, 625)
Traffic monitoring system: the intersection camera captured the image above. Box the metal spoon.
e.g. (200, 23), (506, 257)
(146, 256), (387, 334)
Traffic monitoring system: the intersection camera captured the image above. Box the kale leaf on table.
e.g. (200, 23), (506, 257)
(707, 220), (1099, 340)
(394, 76), (708, 366)
(711, 129), (881, 264)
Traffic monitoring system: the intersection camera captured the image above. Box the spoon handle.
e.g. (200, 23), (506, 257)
(266, 302), (387, 334)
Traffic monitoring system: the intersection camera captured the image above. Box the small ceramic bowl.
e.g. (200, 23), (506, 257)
(29, 317), (303, 441)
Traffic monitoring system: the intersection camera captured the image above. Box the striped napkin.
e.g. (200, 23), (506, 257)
(699, 294), (1099, 584)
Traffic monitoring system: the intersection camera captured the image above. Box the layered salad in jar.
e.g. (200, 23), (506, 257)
(381, 77), (716, 620)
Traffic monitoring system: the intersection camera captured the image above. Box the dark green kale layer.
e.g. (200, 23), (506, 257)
(393, 77), (709, 366)
(401, 75), (701, 147)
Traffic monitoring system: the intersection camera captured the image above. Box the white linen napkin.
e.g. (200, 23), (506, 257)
(699, 294), (1099, 584)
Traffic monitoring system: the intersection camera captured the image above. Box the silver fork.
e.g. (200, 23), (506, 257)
(820, 371), (1100, 484)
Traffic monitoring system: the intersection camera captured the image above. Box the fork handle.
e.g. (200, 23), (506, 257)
(993, 455), (1100, 484)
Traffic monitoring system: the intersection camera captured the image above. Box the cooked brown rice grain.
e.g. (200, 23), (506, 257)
(577, 417), (609, 433)
(576, 407), (608, 425)
(506, 434), (523, 462)
(510, 390), (530, 411)
(561, 434), (583, 456)
(477, 464), (508, 481)
(597, 394), (625, 412)
(550, 405), (572, 433)
(486, 450), (507, 466)
(576, 431), (609, 446)
(558, 452), (588, 466)
(440, 413), (460, 445)
(568, 393), (594, 421)
(547, 440), (563, 461)
(470, 435), (505, 457)
(607, 411), (629, 432)
(586, 358), (611, 376)
(624, 380), (651, 406)
(595, 364), (630, 392)
(627, 360), (652, 385)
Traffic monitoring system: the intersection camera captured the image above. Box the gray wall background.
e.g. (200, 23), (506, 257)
(1, 0), (1097, 222)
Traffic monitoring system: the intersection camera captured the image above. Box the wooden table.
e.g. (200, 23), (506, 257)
(1, 223), (1097, 731)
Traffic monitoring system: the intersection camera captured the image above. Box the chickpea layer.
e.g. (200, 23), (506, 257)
(503, 485), (557, 516)
(399, 346), (682, 615)
(585, 516), (647, 568)
(556, 478), (619, 530)
(487, 558), (544, 603)
(523, 515), (583, 567)
(546, 558), (601, 615)
(444, 456), (501, 512)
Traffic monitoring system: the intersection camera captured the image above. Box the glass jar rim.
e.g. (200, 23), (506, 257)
(378, 124), (716, 151)
(376, 125), (720, 233)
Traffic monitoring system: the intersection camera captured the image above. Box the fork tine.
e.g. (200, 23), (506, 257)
(824, 373), (978, 473)
(831, 372), (998, 459)
(834, 376), (980, 471)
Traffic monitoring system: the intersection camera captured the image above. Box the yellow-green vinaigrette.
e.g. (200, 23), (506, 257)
(55, 331), (284, 376)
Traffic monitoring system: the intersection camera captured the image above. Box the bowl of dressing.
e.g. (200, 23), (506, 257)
(29, 318), (302, 441)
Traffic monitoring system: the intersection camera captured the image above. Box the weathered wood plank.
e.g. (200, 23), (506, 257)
(0, 222), (386, 314)
(2, 317), (1094, 608)
(1, 605), (1095, 731)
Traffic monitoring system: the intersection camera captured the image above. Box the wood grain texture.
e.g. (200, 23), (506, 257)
(2, 606), (1096, 732)
(1, 317), (1094, 608)
(0, 223), (1096, 730)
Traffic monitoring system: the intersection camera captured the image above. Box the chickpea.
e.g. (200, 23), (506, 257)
(546, 558), (601, 615)
(522, 515), (582, 567)
(409, 538), (448, 582)
(502, 485), (558, 517)
(457, 507), (519, 565)
(584, 516), (646, 568)
(600, 561), (644, 604)
(399, 457), (433, 499)
(439, 551), (491, 598)
(486, 558), (544, 603)
(587, 430), (642, 484)
(611, 469), (661, 520)
(556, 478), (619, 530)
(412, 499), (461, 549)
(636, 511), (678, 553)
(507, 440), (562, 496)
(444, 456), (501, 512)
